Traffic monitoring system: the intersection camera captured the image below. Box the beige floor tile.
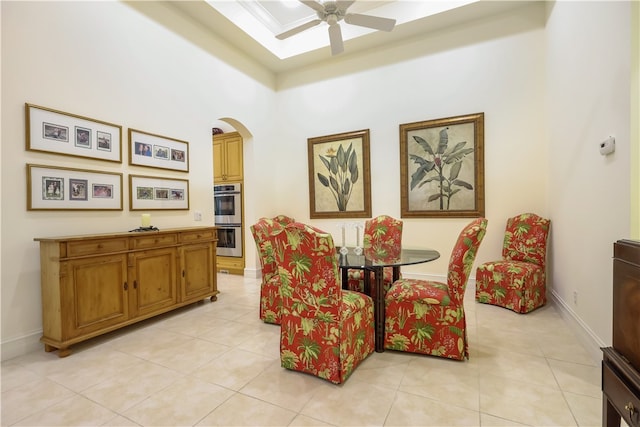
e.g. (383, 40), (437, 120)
(14, 394), (116, 426)
(198, 319), (263, 346)
(153, 307), (222, 337)
(122, 376), (235, 426)
(537, 331), (597, 366)
(100, 414), (142, 426)
(476, 346), (559, 389)
(1, 378), (76, 426)
(548, 358), (601, 398)
(399, 355), (481, 411)
(1, 361), (41, 392)
(288, 414), (334, 426)
(236, 323), (281, 358)
(350, 350), (412, 389)
(81, 361), (184, 413)
(563, 391), (601, 427)
(300, 380), (396, 426)
(479, 374), (577, 426)
(479, 413), (528, 426)
(239, 362), (324, 412)
(108, 327), (195, 361)
(385, 391), (481, 426)
(44, 348), (149, 392)
(476, 326), (546, 357)
(196, 393), (297, 426)
(140, 337), (232, 375)
(193, 347), (278, 390)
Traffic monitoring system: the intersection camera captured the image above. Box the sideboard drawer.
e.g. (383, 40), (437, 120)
(131, 233), (178, 249)
(66, 238), (129, 257)
(603, 359), (640, 427)
(180, 229), (216, 243)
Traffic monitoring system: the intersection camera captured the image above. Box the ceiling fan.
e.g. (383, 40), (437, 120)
(276, 0), (396, 56)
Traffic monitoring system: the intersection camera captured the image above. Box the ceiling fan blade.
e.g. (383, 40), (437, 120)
(299, 0), (324, 13)
(336, 0), (355, 11)
(276, 19), (322, 40)
(344, 13), (396, 32)
(328, 24), (344, 55)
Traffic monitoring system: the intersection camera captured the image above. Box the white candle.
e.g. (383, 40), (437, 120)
(141, 214), (151, 227)
(356, 225), (360, 248)
(342, 224), (346, 247)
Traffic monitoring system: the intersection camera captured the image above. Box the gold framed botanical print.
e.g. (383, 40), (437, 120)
(308, 129), (372, 219)
(400, 113), (485, 218)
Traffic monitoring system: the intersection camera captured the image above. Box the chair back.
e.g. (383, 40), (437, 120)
(272, 215), (295, 226)
(272, 222), (342, 320)
(250, 217), (286, 283)
(447, 218), (488, 304)
(501, 213), (551, 267)
(363, 215), (403, 258)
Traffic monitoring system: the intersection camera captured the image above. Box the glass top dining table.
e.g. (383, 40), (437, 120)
(337, 247), (441, 352)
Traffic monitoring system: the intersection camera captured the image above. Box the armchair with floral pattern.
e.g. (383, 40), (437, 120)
(475, 213), (551, 313)
(250, 215), (295, 324)
(272, 222), (375, 384)
(347, 215), (403, 296)
(384, 218), (487, 360)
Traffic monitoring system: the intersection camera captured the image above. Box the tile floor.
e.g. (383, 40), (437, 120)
(2, 273), (604, 426)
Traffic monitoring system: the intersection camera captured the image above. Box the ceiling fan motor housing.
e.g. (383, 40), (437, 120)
(317, 1), (346, 24)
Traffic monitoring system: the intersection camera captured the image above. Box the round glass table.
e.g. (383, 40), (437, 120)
(337, 247), (441, 352)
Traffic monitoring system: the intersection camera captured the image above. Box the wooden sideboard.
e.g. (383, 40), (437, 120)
(602, 239), (640, 427)
(35, 226), (218, 357)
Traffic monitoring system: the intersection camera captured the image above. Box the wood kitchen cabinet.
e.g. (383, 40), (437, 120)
(213, 131), (243, 182)
(35, 227), (218, 357)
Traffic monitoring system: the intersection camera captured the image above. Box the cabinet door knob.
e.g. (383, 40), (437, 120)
(133, 280), (138, 289)
(124, 282), (128, 291)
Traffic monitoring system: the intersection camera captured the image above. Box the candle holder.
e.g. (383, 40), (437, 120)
(338, 222), (348, 255)
(353, 222), (363, 255)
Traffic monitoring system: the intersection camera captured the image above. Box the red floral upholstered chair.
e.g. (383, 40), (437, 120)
(475, 213), (551, 313)
(272, 222), (375, 384)
(250, 215), (295, 324)
(347, 215), (403, 295)
(384, 218), (488, 360)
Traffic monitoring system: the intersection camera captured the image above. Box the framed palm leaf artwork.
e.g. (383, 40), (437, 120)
(307, 129), (372, 219)
(400, 113), (485, 218)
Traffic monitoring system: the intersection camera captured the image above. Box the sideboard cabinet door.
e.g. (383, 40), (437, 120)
(181, 242), (216, 303)
(128, 248), (178, 318)
(62, 254), (129, 340)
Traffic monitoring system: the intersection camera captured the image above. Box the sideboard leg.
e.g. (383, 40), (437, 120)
(57, 347), (72, 358)
(44, 343), (56, 353)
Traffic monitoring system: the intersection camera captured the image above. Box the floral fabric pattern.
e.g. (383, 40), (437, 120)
(272, 222), (375, 384)
(250, 215), (295, 324)
(347, 215), (403, 295)
(384, 218), (487, 360)
(476, 213), (550, 313)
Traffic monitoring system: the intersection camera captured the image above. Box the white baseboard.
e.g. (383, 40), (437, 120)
(549, 289), (604, 364)
(244, 267), (261, 279)
(1, 331), (42, 362)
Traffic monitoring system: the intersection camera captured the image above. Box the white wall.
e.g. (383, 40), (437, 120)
(0, 1), (277, 359)
(545, 1), (632, 353)
(271, 3), (548, 277)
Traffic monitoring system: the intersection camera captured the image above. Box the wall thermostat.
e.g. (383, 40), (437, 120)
(600, 136), (615, 156)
